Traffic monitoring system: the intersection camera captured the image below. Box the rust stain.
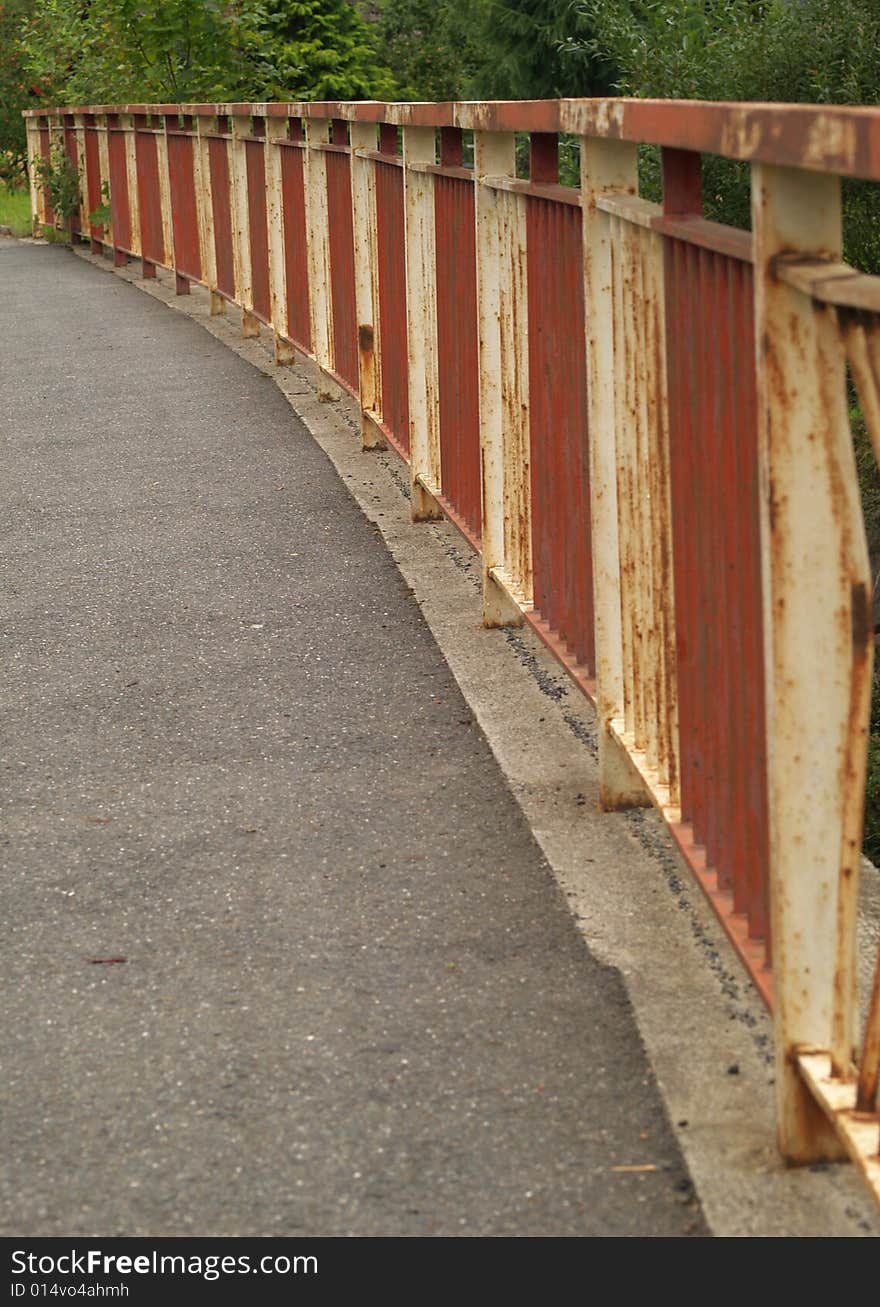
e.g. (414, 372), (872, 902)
(851, 580), (871, 656)
(804, 115), (857, 172)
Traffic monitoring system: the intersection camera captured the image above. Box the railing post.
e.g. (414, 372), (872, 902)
(752, 161), (868, 1161)
(72, 114), (87, 242)
(121, 113), (140, 261)
(25, 116), (42, 235)
(96, 111), (112, 253)
(49, 111), (65, 217)
(304, 117), (334, 384)
(474, 130), (529, 627)
(580, 136), (646, 808)
(193, 111), (218, 310)
(155, 112), (174, 277)
(266, 114), (294, 364)
(403, 124), (443, 520)
(231, 108), (258, 337)
(350, 119), (383, 446)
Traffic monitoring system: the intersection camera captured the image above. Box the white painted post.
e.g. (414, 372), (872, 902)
(304, 118), (334, 384)
(96, 112), (112, 250)
(231, 109), (258, 336)
(474, 131), (529, 627)
(350, 120), (383, 445)
(266, 116), (294, 363)
(193, 112), (216, 302)
(403, 125), (443, 521)
(581, 137), (650, 809)
(25, 116), (42, 234)
(73, 114), (87, 239)
(122, 114), (141, 258)
(752, 161), (869, 1161)
(156, 112), (174, 273)
(49, 113), (66, 235)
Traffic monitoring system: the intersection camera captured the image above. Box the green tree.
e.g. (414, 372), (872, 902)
(474, 0), (616, 99)
(375, 0), (616, 102)
(375, 0), (484, 101)
(240, 0), (396, 101)
(0, 0), (33, 186)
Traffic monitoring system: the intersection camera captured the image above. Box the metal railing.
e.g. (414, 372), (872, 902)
(24, 97), (880, 1201)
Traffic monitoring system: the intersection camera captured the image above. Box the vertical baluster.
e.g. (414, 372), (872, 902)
(753, 161), (866, 1159)
(231, 108), (258, 336)
(350, 120), (382, 446)
(193, 111), (217, 308)
(304, 117), (335, 391)
(581, 136), (646, 808)
(403, 124), (443, 521)
(474, 130), (530, 626)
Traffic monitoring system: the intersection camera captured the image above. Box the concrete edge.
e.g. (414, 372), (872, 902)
(55, 241), (880, 1238)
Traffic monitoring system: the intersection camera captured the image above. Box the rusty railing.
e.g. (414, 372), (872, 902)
(24, 97), (880, 1201)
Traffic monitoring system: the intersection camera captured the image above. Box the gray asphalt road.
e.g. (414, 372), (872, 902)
(1, 239), (706, 1236)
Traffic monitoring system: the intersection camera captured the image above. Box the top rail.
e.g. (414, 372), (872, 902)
(23, 98), (880, 182)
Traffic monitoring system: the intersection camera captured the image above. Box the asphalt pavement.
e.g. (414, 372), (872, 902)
(0, 238), (706, 1236)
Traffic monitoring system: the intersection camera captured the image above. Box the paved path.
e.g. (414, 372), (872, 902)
(1, 239), (705, 1236)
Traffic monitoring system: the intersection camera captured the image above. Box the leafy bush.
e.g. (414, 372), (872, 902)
(569, 0), (880, 272)
(33, 144), (80, 231)
(20, 0), (397, 107)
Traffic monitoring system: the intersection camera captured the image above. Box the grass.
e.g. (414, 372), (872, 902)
(853, 403), (880, 863)
(0, 182), (32, 236)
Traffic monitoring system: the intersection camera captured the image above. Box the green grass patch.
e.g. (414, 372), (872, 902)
(852, 403), (880, 863)
(0, 182), (32, 236)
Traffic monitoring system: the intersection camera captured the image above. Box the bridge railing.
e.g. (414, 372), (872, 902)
(25, 97), (880, 1199)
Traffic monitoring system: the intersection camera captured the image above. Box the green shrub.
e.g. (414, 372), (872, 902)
(32, 145), (80, 233)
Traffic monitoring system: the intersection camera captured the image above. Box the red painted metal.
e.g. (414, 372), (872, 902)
(279, 141), (311, 351)
(207, 136), (235, 299)
(83, 116), (103, 245)
(663, 147), (769, 959)
(440, 127), (463, 167)
(134, 117), (164, 267)
(527, 193), (594, 672)
(662, 147), (703, 215)
(325, 148), (359, 394)
(529, 133), (558, 184)
(434, 170), (481, 542)
(106, 116), (132, 253)
(379, 122), (399, 157)
(245, 138), (270, 321)
(166, 129), (201, 281)
(375, 157), (409, 456)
